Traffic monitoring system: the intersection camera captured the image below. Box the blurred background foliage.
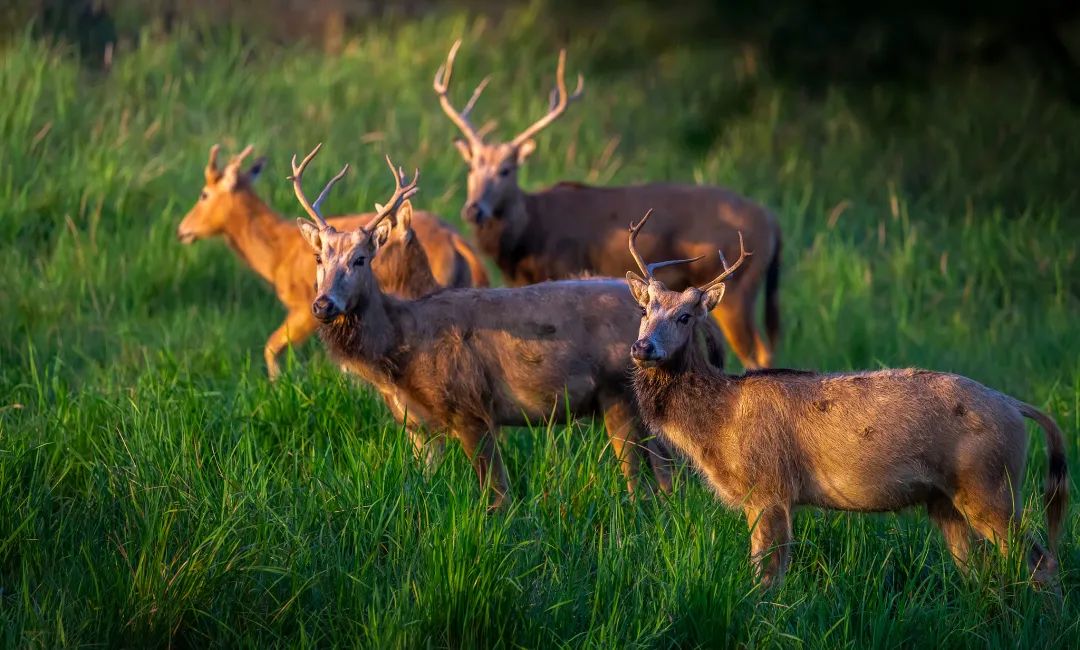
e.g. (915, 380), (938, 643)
(6, 0), (1080, 103)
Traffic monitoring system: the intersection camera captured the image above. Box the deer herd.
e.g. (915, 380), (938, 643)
(176, 42), (1068, 590)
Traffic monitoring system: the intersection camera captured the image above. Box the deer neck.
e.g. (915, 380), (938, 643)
(221, 192), (283, 284)
(317, 290), (408, 385)
(377, 242), (441, 298)
(482, 189), (546, 282)
(632, 333), (735, 436)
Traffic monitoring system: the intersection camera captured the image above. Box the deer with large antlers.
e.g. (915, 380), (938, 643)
(435, 40), (783, 370)
(623, 211), (1069, 589)
(176, 143), (489, 379)
(290, 144), (729, 507)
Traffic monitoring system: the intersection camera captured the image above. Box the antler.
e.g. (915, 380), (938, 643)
(365, 154), (420, 235)
(434, 39), (487, 151)
(627, 209), (704, 281)
(206, 144), (221, 174)
(288, 143), (349, 231)
(226, 144), (254, 171)
(700, 232), (752, 292)
(511, 48), (584, 147)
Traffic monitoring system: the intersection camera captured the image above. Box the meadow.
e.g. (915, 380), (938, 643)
(1, 7), (1078, 647)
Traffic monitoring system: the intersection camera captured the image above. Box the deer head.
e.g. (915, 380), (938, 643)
(290, 143), (419, 322)
(625, 210), (750, 368)
(177, 144), (267, 243)
(434, 40), (583, 226)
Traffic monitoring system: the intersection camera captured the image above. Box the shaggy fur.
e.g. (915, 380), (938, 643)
(627, 274), (1069, 589)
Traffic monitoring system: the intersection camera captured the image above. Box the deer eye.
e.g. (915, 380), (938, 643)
(200, 190), (209, 200)
(677, 313), (691, 325)
(353, 256), (365, 268)
(639, 306), (647, 316)
(314, 254), (322, 265)
(498, 166), (511, 178)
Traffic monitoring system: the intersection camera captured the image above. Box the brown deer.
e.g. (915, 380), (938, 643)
(434, 40), (783, 369)
(622, 211), (1069, 589)
(176, 144), (490, 379)
(289, 144), (728, 508)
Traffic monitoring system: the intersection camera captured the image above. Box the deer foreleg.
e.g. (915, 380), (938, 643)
(409, 429), (446, 477)
(456, 425), (511, 511)
(601, 397), (648, 497)
(264, 309), (318, 380)
(745, 503), (792, 589)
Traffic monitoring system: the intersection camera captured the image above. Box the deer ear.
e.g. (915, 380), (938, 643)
(372, 217), (394, 250)
(396, 200), (414, 242)
(625, 272), (650, 306)
(516, 139), (537, 164)
(296, 219), (321, 251)
(453, 139), (472, 163)
(246, 157), (267, 183)
(701, 284), (726, 313)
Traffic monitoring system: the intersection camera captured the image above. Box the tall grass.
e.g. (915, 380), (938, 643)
(0, 7), (1077, 647)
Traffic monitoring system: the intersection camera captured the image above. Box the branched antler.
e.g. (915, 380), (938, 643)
(700, 232), (751, 292)
(288, 143), (349, 231)
(366, 155), (420, 234)
(434, 39), (487, 151)
(627, 209), (703, 281)
(511, 49), (584, 147)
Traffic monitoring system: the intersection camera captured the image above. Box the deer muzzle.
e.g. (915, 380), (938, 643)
(462, 200), (493, 225)
(631, 339), (663, 367)
(311, 295), (341, 322)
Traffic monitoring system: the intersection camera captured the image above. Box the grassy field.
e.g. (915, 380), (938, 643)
(1, 6), (1079, 647)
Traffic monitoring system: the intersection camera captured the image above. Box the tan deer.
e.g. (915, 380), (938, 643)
(289, 144), (729, 508)
(434, 40), (782, 369)
(176, 144), (489, 379)
(623, 211), (1068, 589)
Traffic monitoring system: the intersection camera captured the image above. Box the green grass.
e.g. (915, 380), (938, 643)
(1, 6), (1079, 647)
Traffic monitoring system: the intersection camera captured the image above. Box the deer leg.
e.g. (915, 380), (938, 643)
(456, 424), (511, 511)
(927, 494), (973, 573)
(408, 429), (446, 477)
(264, 309), (318, 380)
(744, 503), (792, 589)
(712, 300), (771, 370)
(956, 486), (1059, 587)
(601, 397), (648, 497)
(645, 436), (674, 494)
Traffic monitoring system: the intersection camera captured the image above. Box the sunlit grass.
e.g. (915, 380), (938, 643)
(0, 6), (1078, 647)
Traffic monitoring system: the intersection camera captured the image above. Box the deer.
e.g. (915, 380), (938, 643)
(176, 143), (490, 379)
(288, 144), (730, 508)
(622, 210), (1069, 589)
(434, 40), (783, 370)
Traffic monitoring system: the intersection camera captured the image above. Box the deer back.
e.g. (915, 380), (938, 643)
(484, 182), (779, 292)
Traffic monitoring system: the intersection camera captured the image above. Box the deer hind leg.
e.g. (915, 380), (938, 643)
(712, 299), (772, 370)
(927, 493), (973, 573)
(264, 309), (318, 380)
(954, 483), (1058, 587)
(745, 503), (793, 589)
(601, 397), (648, 497)
(456, 423), (511, 511)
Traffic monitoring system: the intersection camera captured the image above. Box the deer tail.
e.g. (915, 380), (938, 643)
(763, 232), (782, 348)
(1016, 400), (1069, 551)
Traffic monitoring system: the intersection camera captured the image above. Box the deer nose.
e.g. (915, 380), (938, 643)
(462, 202), (490, 224)
(176, 226), (195, 244)
(631, 339), (659, 362)
(311, 295), (339, 321)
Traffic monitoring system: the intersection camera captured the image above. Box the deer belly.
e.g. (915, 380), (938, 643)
(490, 369), (601, 425)
(797, 458), (937, 512)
